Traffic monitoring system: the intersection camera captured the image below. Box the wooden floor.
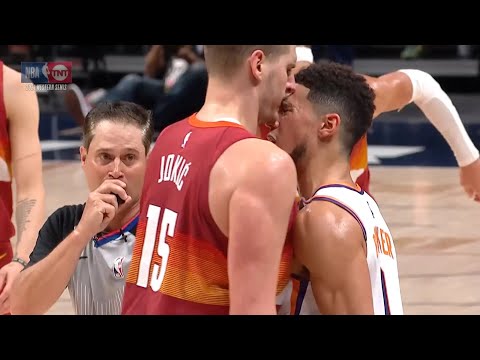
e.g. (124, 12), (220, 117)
(13, 161), (480, 315)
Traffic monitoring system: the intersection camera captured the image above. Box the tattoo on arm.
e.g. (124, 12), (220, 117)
(15, 198), (37, 253)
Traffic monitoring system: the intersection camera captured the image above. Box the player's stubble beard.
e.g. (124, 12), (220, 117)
(289, 142), (307, 167)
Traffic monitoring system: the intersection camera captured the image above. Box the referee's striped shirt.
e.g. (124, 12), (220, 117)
(27, 204), (137, 315)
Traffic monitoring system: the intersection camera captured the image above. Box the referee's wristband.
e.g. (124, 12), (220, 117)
(12, 257), (28, 268)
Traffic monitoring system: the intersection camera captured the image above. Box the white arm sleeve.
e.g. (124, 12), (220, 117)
(399, 69), (479, 167)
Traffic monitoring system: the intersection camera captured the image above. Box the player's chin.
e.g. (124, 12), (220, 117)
(272, 132), (293, 153)
(273, 136), (289, 152)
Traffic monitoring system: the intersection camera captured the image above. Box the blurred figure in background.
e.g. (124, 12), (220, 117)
(0, 61), (45, 314)
(311, 45), (355, 67)
(65, 45), (208, 133)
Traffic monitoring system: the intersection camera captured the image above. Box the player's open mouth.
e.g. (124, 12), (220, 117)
(267, 133), (277, 144)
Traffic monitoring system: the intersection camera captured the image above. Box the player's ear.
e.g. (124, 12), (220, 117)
(318, 113), (340, 139)
(79, 146), (88, 165)
(249, 49), (266, 83)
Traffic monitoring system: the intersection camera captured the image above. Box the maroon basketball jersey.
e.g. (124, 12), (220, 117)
(0, 61), (15, 268)
(122, 114), (294, 314)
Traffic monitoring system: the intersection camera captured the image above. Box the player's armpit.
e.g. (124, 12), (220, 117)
(294, 200), (374, 315)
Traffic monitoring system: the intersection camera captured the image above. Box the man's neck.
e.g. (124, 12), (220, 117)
(104, 200), (140, 233)
(196, 77), (259, 135)
(297, 147), (353, 199)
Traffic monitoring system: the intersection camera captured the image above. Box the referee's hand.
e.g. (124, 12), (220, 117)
(76, 179), (132, 237)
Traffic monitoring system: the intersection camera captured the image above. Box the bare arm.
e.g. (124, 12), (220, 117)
(293, 46), (413, 120)
(295, 201), (373, 315)
(144, 45), (166, 78)
(214, 139), (297, 314)
(10, 228), (91, 314)
(229, 142), (297, 314)
(11, 179), (125, 314)
(362, 72), (413, 119)
(365, 69), (480, 199)
(176, 45), (202, 65)
(4, 66), (45, 263)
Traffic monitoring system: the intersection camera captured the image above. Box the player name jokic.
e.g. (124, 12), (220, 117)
(158, 154), (191, 191)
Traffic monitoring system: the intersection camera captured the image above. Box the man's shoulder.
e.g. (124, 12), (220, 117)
(228, 139), (295, 176)
(47, 203), (85, 228)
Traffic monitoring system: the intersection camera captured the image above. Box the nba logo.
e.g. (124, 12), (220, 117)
(21, 61), (72, 84)
(112, 256), (125, 279)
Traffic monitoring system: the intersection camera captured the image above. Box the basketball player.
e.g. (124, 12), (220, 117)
(0, 61), (46, 314)
(270, 46), (480, 199)
(275, 62), (403, 314)
(10, 102), (154, 315)
(121, 45), (298, 315)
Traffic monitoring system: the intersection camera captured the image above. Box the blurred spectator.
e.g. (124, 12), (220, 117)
(401, 45), (474, 60)
(65, 45), (208, 132)
(65, 45), (183, 125)
(457, 45), (472, 59)
(400, 45), (424, 59)
(311, 45), (355, 67)
(326, 45), (354, 67)
(7, 45), (32, 62)
(151, 45), (208, 133)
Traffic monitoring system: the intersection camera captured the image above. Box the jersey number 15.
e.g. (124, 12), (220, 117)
(136, 204), (178, 291)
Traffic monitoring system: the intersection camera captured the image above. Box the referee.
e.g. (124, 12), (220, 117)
(10, 101), (154, 315)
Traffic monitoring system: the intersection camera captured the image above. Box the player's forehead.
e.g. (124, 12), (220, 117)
(287, 44), (297, 60)
(275, 45), (297, 65)
(287, 45), (298, 64)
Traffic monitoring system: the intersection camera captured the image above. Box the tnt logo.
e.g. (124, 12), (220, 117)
(21, 62), (72, 84)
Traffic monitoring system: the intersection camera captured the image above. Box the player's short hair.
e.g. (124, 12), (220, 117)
(203, 45), (291, 78)
(295, 62), (376, 154)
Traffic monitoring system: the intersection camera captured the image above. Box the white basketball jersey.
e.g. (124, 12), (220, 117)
(277, 184), (403, 315)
